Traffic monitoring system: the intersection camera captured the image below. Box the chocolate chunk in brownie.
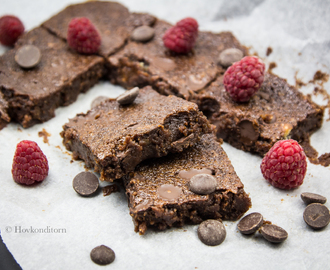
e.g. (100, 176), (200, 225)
(0, 27), (105, 128)
(123, 133), (251, 234)
(61, 86), (214, 181)
(108, 19), (248, 99)
(190, 73), (324, 156)
(42, 1), (156, 57)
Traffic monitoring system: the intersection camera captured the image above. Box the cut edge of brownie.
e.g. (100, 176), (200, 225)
(123, 133), (251, 234)
(61, 87), (214, 181)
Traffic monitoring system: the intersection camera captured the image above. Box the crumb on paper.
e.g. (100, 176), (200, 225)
(266, 47), (273, 56)
(38, 128), (51, 144)
(268, 62), (277, 74)
(103, 184), (120, 196)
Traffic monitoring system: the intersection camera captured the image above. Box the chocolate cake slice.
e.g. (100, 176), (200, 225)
(123, 133), (251, 234)
(0, 27), (105, 128)
(190, 73), (324, 156)
(61, 86), (213, 181)
(42, 1), (156, 57)
(108, 19), (248, 99)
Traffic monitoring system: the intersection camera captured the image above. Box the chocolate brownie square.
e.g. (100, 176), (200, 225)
(61, 86), (214, 181)
(42, 1), (156, 57)
(0, 27), (105, 128)
(190, 73), (324, 156)
(123, 133), (251, 234)
(108, 19), (248, 99)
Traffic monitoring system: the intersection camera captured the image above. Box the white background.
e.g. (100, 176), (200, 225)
(1, 1), (330, 269)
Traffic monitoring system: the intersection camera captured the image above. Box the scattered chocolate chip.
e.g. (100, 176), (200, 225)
(218, 48), (243, 67)
(90, 245), (115, 265)
(197, 219), (226, 246)
(72, 171), (99, 196)
(237, 212), (263, 234)
(103, 184), (120, 196)
(91, 96), (109, 108)
(301, 192), (327, 205)
(131, 25), (155, 42)
(15, 45), (41, 69)
(260, 224), (288, 243)
(117, 87), (139, 105)
(189, 174), (217, 195)
(157, 184), (182, 201)
(303, 203), (330, 230)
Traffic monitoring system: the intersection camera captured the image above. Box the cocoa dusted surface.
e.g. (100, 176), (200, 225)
(61, 86), (213, 182)
(123, 133), (251, 234)
(191, 73), (324, 156)
(42, 1), (156, 57)
(0, 27), (105, 128)
(108, 19), (248, 99)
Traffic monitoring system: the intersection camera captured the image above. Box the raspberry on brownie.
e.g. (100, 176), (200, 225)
(61, 86), (214, 182)
(190, 73), (324, 156)
(0, 15), (24, 46)
(0, 27), (105, 128)
(123, 133), (251, 234)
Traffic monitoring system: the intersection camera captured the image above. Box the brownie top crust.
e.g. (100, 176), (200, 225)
(42, 1), (156, 57)
(0, 27), (104, 100)
(108, 19), (248, 99)
(125, 134), (245, 204)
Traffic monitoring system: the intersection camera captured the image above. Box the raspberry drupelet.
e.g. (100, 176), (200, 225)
(260, 139), (307, 190)
(12, 140), (49, 185)
(223, 56), (265, 102)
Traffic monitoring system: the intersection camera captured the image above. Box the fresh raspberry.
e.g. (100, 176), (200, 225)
(162, 17), (198, 54)
(0, 15), (24, 46)
(12, 140), (49, 185)
(67, 17), (101, 54)
(223, 56), (265, 102)
(260, 139), (307, 190)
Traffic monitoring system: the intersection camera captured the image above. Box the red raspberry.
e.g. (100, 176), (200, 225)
(67, 17), (101, 54)
(162, 17), (198, 54)
(223, 56), (265, 102)
(260, 139), (307, 190)
(12, 140), (49, 185)
(0, 15), (24, 46)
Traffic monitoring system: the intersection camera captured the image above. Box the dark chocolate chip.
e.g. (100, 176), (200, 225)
(237, 212), (264, 234)
(90, 245), (115, 265)
(303, 203), (330, 230)
(178, 168), (213, 180)
(197, 219), (226, 246)
(189, 174), (217, 195)
(260, 224), (288, 243)
(157, 184), (182, 201)
(117, 87), (139, 105)
(72, 171), (99, 196)
(131, 25), (155, 42)
(238, 120), (259, 144)
(91, 96), (109, 108)
(218, 48), (243, 67)
(301, 192), (327, 205)
(15, 45), (41, 69)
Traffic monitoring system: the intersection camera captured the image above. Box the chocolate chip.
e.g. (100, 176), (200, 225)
(117, 87), (139, 105)
(91, 96), (109, 108)
(197, 219), (226, 246)
(218, 48), (243, 67)
(189, 174), (217, 195)
(131, 25), (155, 42)
(303, 203), (330, 230)
(157, 184), (182, 201)
(72, 171), (99, 196)
(90, 245), (115, 265)
(15, 45), (41, 69)
(239, 120), (259, 144)
(237, 212), (263, 234)
(301, 192), (327, 205)
(260, 224), (288, 243)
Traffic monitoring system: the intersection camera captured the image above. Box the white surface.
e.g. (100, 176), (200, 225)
(1, 1), (330, 269)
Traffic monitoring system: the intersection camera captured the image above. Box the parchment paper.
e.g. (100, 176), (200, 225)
(1, 1), (330, 269)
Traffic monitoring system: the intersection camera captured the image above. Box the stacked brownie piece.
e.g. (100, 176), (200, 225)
(0, 1), (325, 232)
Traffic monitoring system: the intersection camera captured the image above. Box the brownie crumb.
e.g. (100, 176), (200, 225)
(38, 128), (51, 144)
(266, 47), (273, 56)
(103, 184), (120, 196)
(310, 70), (329, 84)
(267, 62), (277, 74)
(317, 153), (330, 167)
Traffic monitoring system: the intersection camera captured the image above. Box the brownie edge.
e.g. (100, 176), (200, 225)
(61, 86), (214, 181)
